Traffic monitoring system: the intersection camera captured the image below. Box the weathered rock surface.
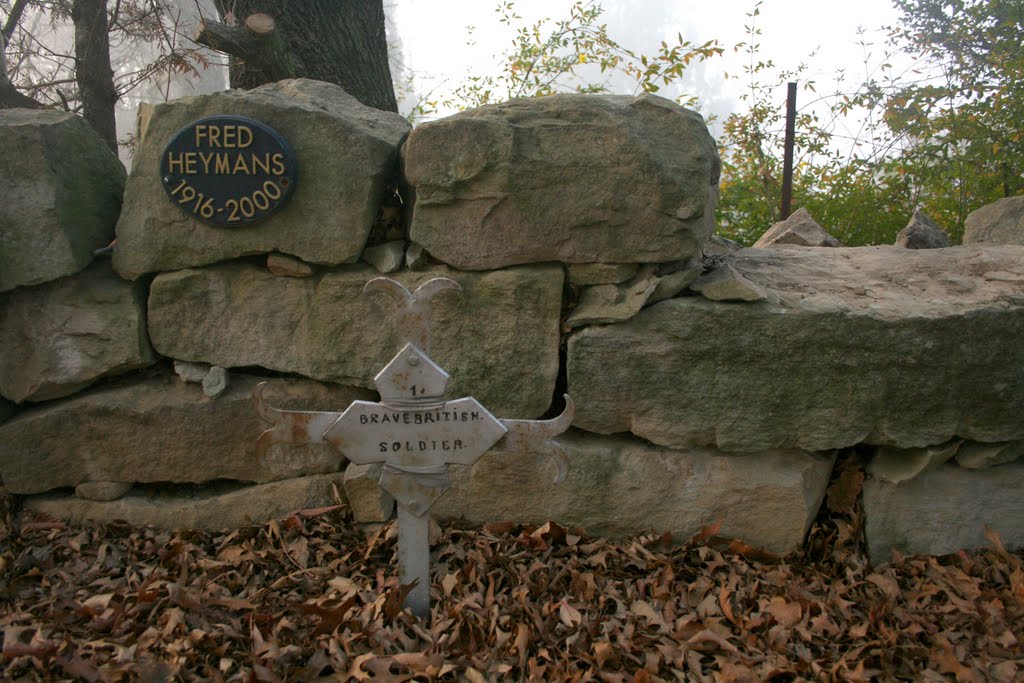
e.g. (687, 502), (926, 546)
(149, 262), (563, 418)
(689, 263), (767, 302)
(267, 253), (315, 278)
(895, 210), (950, 249)
(362, 241), (405, 273)
(864, 462), (1024, 560)
(0, 374), (373, 494)
(0, 261), (155, 403)
(75, 481), (132, 502)
(566, 266), (658, 328)
(405, 94), (719, 269)
(0, 398), (15, 425)
(25, 473), (348, 531)
(956, 440), (1024, 470)
(113, 79), (411, 280)
(202, 366), (229, 397)
(753, 208), (840, 248)
(434, 431), (835, 554)
(405, 243), (428, 270)
(343, 463), (394, 522)
(569, 245), (1024, 452)
(703, 234), (743, 257)
(174, 359), (210, 383)
(648, 260), (702, 303)
(568, 263), (639, 286)
(868, 441), (961, 484)
(0, 109), (126, 292)
(963, 195), (1024, 246)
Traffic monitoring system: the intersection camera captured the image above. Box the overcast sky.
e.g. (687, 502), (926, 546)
(392, 0), (907, 137)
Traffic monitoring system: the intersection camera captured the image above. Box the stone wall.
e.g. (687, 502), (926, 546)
(2, 81), (1022, 560)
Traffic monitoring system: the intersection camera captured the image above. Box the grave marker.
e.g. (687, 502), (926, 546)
(160, 115), (298, 225)
(253, 276), (574, 617)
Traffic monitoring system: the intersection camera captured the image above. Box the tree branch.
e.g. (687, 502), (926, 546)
(194, 12), (298, 83)
(2, 0), (31, 44)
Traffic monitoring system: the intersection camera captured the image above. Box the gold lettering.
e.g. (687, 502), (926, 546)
(232, 154), (250, 174)
(194, 124), (208, 146)
(250, 153), (270, 175)
(183, 152), (197, 174)
(167, 152), (185, 174)
(214, 154), (230, 174)
(237, 125), (253, 148)
(198, 152), (214, 174)
(270, 153), (285, 175)
(222, 125), (237, 148)
(207, 125), (221, 147)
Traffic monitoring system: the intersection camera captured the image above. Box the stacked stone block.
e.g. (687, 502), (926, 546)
(2, 84), (1022, 559)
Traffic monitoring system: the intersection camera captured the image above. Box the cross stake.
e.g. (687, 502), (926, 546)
(252, 277), (574, 618)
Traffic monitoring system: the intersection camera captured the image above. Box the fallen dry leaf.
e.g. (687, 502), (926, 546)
(0, 455), (1020, 681)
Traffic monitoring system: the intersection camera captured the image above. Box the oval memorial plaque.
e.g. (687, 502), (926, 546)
(160, 115), (298, 226)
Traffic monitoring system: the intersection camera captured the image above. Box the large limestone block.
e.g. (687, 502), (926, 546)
(113, 79), (411, 280)
(0, 374), (373, 494)
(405, 93), (719, 269)
(0, 109), (125, 292)
(569, 245), (1024, 452)
(0, 261), (155, 403)
(24, 473), (347, 531)
(963, 195), (1024, 246)
(864, 462), (1024, 560)
(434, 431), (835, 554)
(148, 262), (563, 417)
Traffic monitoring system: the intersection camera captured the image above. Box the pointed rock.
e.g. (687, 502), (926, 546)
(703, 234), (743, 256)
(896, 210), (950, 249)
(689, 263), (767, 302)
(754, 208), (841, 248)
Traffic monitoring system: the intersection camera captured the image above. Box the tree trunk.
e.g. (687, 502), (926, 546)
(1, 0), (44, 109)
(71, 0), (118, 153)
(201, 0), (397, 112)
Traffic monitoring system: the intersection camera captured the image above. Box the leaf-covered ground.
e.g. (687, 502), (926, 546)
(0, 456), (1021, 682)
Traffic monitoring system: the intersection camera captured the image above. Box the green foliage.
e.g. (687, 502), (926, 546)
(419, 0), (1024, 247)
(411, 1), (722, 119)
(882, 0), (1024, 236)
(717, 3), (915, 246)
(718, 0), (1024, 246)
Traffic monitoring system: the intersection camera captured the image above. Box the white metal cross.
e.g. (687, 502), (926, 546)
(252, 277), (573, 617)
